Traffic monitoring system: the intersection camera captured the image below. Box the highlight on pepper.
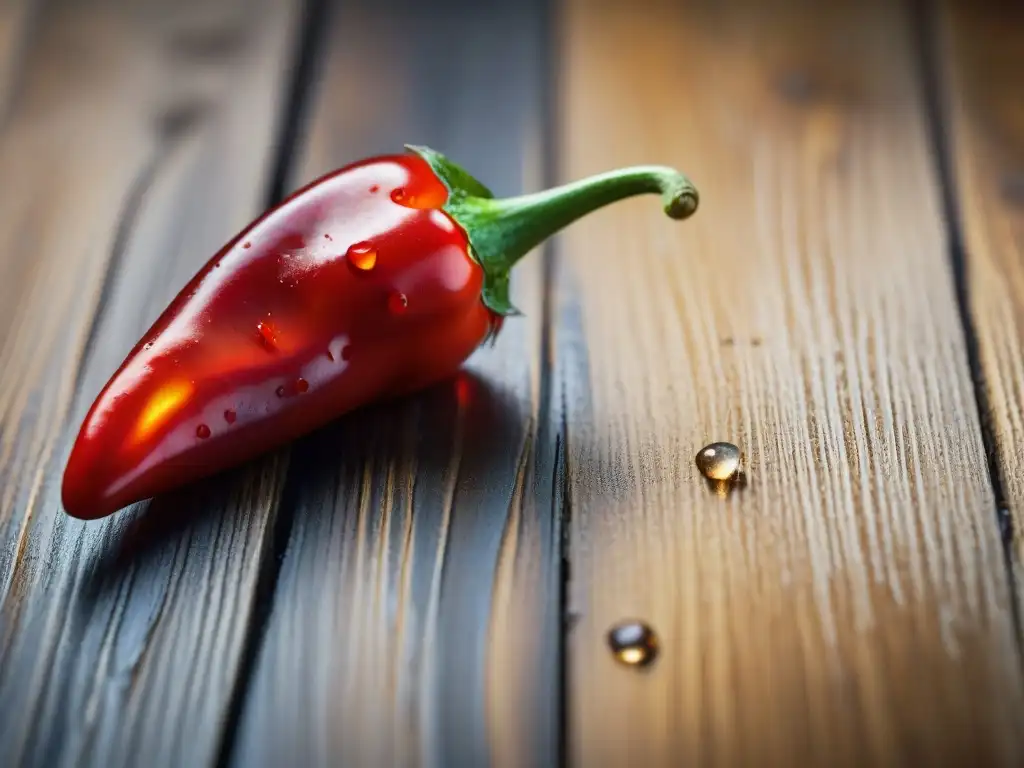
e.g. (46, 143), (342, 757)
(61, 145), (699, 520)
(131, 380), (194, 446)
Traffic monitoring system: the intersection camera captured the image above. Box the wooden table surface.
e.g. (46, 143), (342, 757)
(1, 0), (1023, 765)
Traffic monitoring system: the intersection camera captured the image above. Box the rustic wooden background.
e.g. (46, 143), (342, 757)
(1, 0), (1023, 765)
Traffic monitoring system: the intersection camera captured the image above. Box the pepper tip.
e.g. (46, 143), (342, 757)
(61, 442), (122, 520)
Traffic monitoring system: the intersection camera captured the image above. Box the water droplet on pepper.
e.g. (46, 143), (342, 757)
(388, 292), (408, 315)
(224, 409), (237, 424)
(196, 424), (211, 440)
(346, 241), (377, 272)
(391, 184), (446, 210)
(296, 378), (308, 393)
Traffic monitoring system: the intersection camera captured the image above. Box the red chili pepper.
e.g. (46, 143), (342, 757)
(61, 146), (698, 519)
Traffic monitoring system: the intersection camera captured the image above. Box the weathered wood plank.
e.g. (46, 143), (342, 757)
(936, 0), (1024, 596)
(557, 0), (1024, 764)
(232, 1), (560, 766)
(0, 1), (302, 764)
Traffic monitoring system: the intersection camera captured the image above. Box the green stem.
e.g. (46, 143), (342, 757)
(406, 145), (699, 316)
(450, 166), (698, 275)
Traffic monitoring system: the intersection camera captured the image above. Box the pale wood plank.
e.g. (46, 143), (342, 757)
(0, 1), (301, 764)
(937, 0), (1024, 595)
(232, 0), (560, 766)
(558, 0), (1024, 764)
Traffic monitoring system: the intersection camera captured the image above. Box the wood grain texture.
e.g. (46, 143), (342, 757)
(0, 0), (300, 764)
(232, 0), (561, 766)
(557, 0), (1024, 765)
(937, 0), (1024, 591)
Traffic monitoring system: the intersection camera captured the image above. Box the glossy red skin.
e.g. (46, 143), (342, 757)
(62, 154), (499, 520)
